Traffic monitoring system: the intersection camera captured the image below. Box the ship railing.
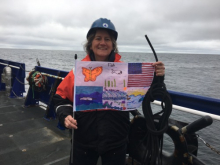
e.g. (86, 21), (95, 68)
(1, 62), (219, 122)
(0, 59), (25, 97)
(24, 66), (68, 120)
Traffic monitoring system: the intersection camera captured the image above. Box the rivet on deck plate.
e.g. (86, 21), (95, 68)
(9, 135), (13, 137)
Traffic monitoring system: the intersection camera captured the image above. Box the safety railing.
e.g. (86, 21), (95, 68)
(24, 66), (68, 120)
(153, 90), (220, 120)
(1, 61), (218, 123)
(0, 59), (25, 97)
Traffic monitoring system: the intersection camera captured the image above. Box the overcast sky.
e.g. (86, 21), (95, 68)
(0, 0), (220, 54)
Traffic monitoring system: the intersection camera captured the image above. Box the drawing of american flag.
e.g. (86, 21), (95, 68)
(127, 63), (154, 87)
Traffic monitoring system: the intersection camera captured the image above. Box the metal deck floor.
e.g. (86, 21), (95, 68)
(0, 91), (71, 165)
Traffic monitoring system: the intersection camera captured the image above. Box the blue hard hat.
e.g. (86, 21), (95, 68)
(87, 18), (118, 40)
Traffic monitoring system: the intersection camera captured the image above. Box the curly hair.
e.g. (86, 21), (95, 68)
(83, 29), (119, 55)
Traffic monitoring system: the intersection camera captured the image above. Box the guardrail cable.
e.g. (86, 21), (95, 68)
(15, 77), (29, 85)
(19, 64), (32, 72)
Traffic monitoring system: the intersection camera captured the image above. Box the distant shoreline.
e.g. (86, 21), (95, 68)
(0, 47), (220, 56)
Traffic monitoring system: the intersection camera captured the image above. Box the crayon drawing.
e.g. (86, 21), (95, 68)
(75, 61), (127, 87)
(82, 66), (103, 82)
(75, 86), (103, 111)
(102, 87), (127, 110)
(126, 87), (149, 110)
(128, 63), (154, 87)
(74, 61), (154, 111)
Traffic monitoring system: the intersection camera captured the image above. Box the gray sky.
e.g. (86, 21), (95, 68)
(0, 0), (220, 54)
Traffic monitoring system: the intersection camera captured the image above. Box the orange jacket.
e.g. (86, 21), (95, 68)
(56, 53), (122, 102)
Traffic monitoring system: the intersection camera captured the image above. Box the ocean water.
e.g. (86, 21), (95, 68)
(0, 48), (220, 164)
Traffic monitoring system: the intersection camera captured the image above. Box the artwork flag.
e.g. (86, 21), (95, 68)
(73, 61), (154, 112)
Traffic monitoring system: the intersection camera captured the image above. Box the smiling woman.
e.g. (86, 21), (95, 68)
(90, 30), (113, 61)
(53, 18), (165, 165)
(84, 18), (119, 62)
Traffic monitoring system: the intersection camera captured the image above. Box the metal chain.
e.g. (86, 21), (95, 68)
(196, 134), (220, 155)
(19, 64), (32, 72)
(15, 77), (29, 85)
(11, 90), (24, 99)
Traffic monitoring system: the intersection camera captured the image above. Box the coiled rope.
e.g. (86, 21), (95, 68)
(140, 35), (173, 165)
(27, 71), (48, 98)
(141, 76), (172, 165)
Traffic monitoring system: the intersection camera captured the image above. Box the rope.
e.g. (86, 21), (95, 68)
(26, 71), (48, 98)
(141, 76), (172, 165)
(139, 35), (173, 165)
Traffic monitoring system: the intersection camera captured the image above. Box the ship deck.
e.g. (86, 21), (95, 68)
(0, 91), (92, 165)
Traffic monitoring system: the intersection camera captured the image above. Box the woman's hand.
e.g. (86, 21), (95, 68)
(152, 61), (165, 76)
(64, 115), (78, 129)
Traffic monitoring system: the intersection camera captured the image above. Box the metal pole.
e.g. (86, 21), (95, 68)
(153, 100), (220, 120)
(0, 62), (20, 69)
(41, 72), (64, 80)
(71, 54), (77, 164)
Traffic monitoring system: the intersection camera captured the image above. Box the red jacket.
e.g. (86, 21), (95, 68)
(53, 53), (130, 154)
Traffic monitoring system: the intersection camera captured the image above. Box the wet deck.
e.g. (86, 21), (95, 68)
(0, 91), (72, 165)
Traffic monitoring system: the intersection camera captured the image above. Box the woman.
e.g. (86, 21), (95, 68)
(53, 18), (165, 165)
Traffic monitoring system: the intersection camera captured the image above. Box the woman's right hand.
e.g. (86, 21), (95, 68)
(64, 115), (78, 129)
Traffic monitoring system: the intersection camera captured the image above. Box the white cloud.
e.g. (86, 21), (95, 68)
(0, 0), (220, 54)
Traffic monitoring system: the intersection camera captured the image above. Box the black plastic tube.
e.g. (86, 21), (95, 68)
(145, 35), (158, 62)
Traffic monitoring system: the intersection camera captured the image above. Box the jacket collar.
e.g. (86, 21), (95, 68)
(82, 53), (121, 62)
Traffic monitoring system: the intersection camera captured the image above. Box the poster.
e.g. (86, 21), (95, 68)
(74, 61), (154, 111)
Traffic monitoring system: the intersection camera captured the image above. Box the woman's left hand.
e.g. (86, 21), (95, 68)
(152, 61), (165, 76)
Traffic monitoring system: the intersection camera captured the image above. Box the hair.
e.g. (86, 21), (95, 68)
(83, 28), (119, 55)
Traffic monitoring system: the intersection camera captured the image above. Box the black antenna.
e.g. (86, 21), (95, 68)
(36, 58), (41, 66)
(145, 35), (158, 62)
(71, 53), (77, 164)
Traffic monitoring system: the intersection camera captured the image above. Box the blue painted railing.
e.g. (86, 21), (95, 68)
(168, 90), (220, 116)
(24, 66), (69, 120)
(1, 61), (219, 123)
(0, 59), (25, 97)
(24, 66), (220, 118)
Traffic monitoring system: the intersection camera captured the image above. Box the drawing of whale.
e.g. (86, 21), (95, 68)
(111, 69), (122, 75)
(80, 97), (93, 101)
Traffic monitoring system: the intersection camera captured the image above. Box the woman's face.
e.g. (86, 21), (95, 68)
(90, 29), (113, 61)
